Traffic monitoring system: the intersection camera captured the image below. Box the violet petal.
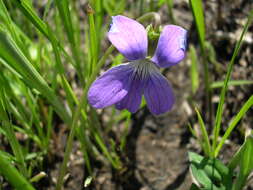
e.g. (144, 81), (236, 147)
(115, 77), (143, 113)
(88, 64), (134, 109)
(152, 25), (187, 68)
(144, 73), (174, 115)
(108, 15), (148, 61)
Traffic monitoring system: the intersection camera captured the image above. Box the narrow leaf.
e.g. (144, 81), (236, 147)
(212, 10), (253, 151)
(189, 0), (205, 46)
(190, 45), (199, 93)
(211, 80), (253, 89)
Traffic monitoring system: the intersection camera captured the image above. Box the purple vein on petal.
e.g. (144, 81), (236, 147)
(115, 75), (144, 113)
(144, 72), (174, 115)
(88, 64), (134, 109)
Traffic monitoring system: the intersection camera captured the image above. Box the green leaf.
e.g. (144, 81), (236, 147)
(54, 0), (84, 82)
(189, 152), (232, 190)
(240, 136), (253, 176)
(0, 29), (71, 125)
(12, 0), (48, 38)
(231, 135), (253, 190)
(211, 80), (253, 88)
(11, 0), (75, 66)
(87, 4), (98, 74)
(103, 0), (125, 15)
(190, 183), (202, 190)
(212, 9), (253, 151)
(0, 152), (35, 190)
(215, 95), (253, 157)
(190, 45), (199, 93)
(195, 108), (211, 157)
(189, 0), (205, 46)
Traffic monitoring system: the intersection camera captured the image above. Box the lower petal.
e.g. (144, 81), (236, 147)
(88, 64), (133, 109)
(115, 78), (143, 113)
(144, 73), (174, 115)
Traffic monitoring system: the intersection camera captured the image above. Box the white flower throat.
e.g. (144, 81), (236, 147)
(129, 59), (159, 80)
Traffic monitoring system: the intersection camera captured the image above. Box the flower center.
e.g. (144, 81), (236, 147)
(129, 59), (159, 80)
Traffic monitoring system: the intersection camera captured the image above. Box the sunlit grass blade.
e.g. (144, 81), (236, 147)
(103, 0), (125, 16)
(54, 0), (83, 83)
(195, 107), (212, 157)
(0, 29), (71, 125)
(211, 80), (253, 88)
(12, 0), (48, 38)
(187, 123), (197, 139)
(47, 23), (79, 97)
(189, 0), (212, 122)
(54, 0), (75, 45)
(87, 5), (98, 74)
(11, 0), (75, 66)
(55, 45), (115, 190)
(0, 74), (29, 123)
(48, 21), (94, 173)
(0, 89), (27, 177)
(88, 109), (121, 168)
(119, 112), (131, 150)
(166, 0), (175, 24)
(228, 130), (252, 171)
(92, 0), (104, 55)
(42, 0), (53, 20)
(212, 10), (253, 152)
(102, 0), (114, 15)
(0, 153), (35, 190)
(0, 73), (44, 148)
(189, 0), (205, 46)
(232, 135), (253, 190)
(189, 45), (199, 94)
(214, 95), (253, 157)
(0, 0), (32, 57)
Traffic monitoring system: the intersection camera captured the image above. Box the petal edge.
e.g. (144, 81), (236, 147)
(88, 64), (133, 109)
(152, 25), (187, 68)
(144, 73), (174, 115)
(115, 78), (143, 113)
(108, 15), (148, 61)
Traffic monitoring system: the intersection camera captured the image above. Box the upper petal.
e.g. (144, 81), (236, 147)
(115, 77), (143, 113)
(152, 25), (187, 68)
(144, 73), (174, 115)
(108, 15), (148, 61)
(88, 64), (134, 109)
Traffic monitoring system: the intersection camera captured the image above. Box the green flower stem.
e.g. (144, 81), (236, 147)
(55, 45), (114, 190)
(55, 12), (163, 190)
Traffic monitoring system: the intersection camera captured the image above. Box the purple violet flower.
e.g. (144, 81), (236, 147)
(88, 15), (187, 115)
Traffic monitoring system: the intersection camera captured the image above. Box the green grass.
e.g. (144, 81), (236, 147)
(0, 0), (253, 190)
